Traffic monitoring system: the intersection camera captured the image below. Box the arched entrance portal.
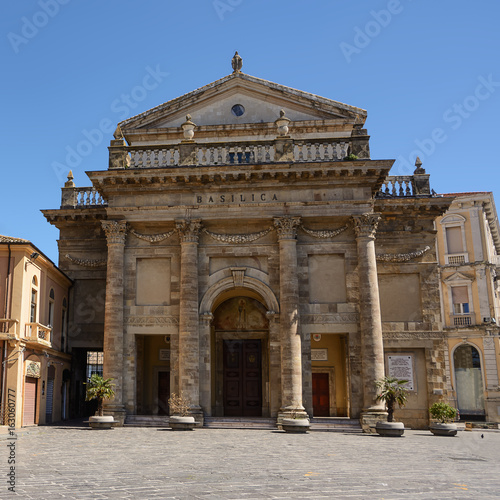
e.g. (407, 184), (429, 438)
(453, 343), (485, 420)
(213, 296), (270, 417)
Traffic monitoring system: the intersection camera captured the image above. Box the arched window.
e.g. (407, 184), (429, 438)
(453, 344), (485, 418)
(61, 298), (68, 352)
(48, 288), (55, 327)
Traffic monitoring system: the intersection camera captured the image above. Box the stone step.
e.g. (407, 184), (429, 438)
(309, 418), (362, 433)
(124, 415), (170, 427)
(204, 417), (277, 429)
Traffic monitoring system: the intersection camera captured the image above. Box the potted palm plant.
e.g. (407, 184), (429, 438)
(168, 393), (196, 430)
(85, 374), (116, 429)
(429, 402), (458, 436)
(375, 376), (409, 437)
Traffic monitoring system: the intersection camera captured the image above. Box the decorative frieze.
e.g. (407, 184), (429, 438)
(65, 254), (107, 267)
(301, 313), (359, 324)
(383, 331), (446, 340)
(300, 224), (348, 239)
(376, 246), (431, 263)
(273, 216), (301, 239)
(203, 227), (272, 244)
(130, 228), (176, 243)
(352, 213), (381, 239)
(125, 316), (179, 326)
(101, 220), (127, 244)
(176, 219), (202, 243)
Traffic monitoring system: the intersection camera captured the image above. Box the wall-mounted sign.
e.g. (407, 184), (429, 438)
(26, 361), (41, 378)
(312, 334), (322, 342)
(311, 349), (328, 361)
(387, 355), (414, 391)
(159, 349), (170, 361)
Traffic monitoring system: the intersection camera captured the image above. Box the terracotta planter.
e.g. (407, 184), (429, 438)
(169, 416), (196, 431)
(281, 418), (310, 433)
(430, 423), (458, 436)
(375, 421), (405, 437)
(89, 415), (115, 430)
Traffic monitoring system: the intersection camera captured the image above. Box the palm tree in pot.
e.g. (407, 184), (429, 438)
(375, 376), (409, 436)
(85, 374), (115, 428)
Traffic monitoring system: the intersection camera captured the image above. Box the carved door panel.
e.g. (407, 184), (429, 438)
(223, 340), (262, 416)
(158, 371), (170, 416)
(312, 373), (330, 417)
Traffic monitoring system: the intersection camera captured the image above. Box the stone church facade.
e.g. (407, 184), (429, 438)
(43, 57), (453, 430)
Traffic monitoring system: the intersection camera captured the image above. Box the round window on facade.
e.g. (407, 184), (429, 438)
(231, 104), (245, 117)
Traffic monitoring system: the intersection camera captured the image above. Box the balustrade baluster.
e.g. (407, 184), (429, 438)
(315, 143), (321, 161)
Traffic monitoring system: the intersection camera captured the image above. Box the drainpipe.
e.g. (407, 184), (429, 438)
(1, 244), (12, 423)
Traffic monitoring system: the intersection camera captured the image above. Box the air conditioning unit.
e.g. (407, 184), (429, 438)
(483, 317), (491, 323)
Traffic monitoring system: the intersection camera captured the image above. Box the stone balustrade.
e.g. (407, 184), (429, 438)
(378, 176), (415, 197)
(61, 187), (108, 208)
(23, 323), (52, 347)
(124, 140), (352, 168)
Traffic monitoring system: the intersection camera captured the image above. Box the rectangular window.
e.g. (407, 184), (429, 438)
(86, 351), (103, 379)
(30, 289), (37, 323)
(452, 286), (469, 314)
(446, 227), (464, 254)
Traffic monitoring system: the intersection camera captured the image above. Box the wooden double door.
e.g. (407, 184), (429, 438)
(223, 340), (262, 416)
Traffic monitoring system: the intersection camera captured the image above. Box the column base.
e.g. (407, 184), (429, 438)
(277, 407), (309, 429)
(360, 410), (388, 433)
(102, 405), (126, 426)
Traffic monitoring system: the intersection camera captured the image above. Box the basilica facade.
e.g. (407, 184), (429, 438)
(43, 58), (454, 430)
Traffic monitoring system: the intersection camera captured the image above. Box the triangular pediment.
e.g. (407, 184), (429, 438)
(118, 72), (367, 133)
(444, 271), (474, 283)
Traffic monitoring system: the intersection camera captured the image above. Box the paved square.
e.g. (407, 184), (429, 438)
(3, 424), (500, 499)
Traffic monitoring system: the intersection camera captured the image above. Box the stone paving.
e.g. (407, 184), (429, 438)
(2, 422), (500, 499)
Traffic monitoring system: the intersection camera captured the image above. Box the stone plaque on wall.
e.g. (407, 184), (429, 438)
(387, 355), (414, 390)
(311, 349), (328, 361)
(159, 349), (170, 361)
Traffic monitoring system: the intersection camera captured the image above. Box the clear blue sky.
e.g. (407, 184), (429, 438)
(1, 1), (499, 262)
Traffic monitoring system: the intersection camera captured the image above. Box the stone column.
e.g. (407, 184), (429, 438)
(199, 312), (213, 417)
(101, 220), (127, 425)
(274, 217), (308, 420)
(176, 219), (203, 424)
(266, 311), (282, 417)
(352, 214), (386, 430)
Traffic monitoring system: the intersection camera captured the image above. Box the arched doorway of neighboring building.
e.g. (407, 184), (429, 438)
(453, 343), (485, 420)
(213, 296), (269, 417)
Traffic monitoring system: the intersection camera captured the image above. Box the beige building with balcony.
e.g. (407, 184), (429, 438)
(0, 236), (72, 428)
(43, 56), (454, 430)
(436, 192), (500, 423)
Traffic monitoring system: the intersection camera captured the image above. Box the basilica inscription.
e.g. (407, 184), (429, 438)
(196, 192), (278, 204)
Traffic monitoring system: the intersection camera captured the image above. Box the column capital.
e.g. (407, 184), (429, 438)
(352, 213), (381, 239)
(273, 216), (301, 240)
(176, 219), (202, 243)
(199, 312), (214, 325)
(101, 220), (127, 245)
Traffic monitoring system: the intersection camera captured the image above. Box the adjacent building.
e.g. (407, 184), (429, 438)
(0, 235), (72, 427)
(436, 192), (500, 423)
(43, 56), (454, 430)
